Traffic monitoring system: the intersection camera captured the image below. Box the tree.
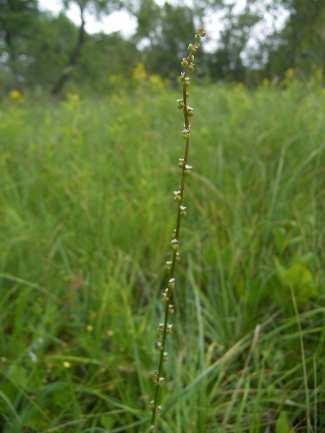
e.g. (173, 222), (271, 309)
(266, 0), (325, 78)
(51, 0), (122, 95)
(77, 32), (140, 91)
(208, 6), (260, 82)
(24, 12), (78, 89)
(135, 1), (196, 79)
(0, 0), (38, 87)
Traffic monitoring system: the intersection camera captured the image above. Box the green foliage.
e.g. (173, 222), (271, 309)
(0, 81), (324, 431)
(77, 33), (140, 92)
(276, 411), (292, 433)
(0, 0), (38, 87)
(25, 13), (78, 88)
(275, 259), (318, 306)
(137, 2), (196, 78)
(265, 0), (325, 78)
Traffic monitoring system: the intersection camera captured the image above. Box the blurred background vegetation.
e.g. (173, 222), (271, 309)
(0, 0), (324, 95)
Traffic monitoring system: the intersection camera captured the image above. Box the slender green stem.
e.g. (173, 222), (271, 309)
(148, 29), (205, 433)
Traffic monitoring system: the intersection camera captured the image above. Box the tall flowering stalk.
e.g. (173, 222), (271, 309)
(149, 28), (206, 432)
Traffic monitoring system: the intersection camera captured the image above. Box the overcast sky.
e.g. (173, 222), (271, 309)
(39, 0), (289, 53)
(39, 0), (137, 36)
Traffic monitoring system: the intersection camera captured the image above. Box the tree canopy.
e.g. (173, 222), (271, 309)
(0, 0), (323, 94)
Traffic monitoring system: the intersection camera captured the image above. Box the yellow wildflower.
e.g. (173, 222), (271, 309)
(132, 63), (147, 82)
(286, 68), (295, 80)
(9, 89), (24, 103)
(149, 74), (165, 91)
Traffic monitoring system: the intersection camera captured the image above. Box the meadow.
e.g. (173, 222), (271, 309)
(0, 78), (325, 432)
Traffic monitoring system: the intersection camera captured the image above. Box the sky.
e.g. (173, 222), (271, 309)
(39, 0), (138, 36)
(39, 0), (289, 53)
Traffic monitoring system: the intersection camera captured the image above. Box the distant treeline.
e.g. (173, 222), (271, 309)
(0, 0), (324, 95)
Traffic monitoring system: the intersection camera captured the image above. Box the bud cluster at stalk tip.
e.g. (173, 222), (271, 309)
(180, 28), (206, 75)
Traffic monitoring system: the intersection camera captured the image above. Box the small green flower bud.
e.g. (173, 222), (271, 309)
(158, 377), (165, 385)
(168, 304), (175, 314)
(184, 76), (190, 86)
(190, 43), (198, 53)
(162, 288), (169, 302)
(167, 323), (173, 333)
(165, 260), (172, 270)
(184, 164), (192, 173)
(198, 27), (206, 37)
(176, 251), (181, 262)
(163, 351), (168, 359)
(177, 98), (184, 109)
(180, 205), (187, 216)
(173, 190), (182, 201)
(149, 425), (156, 432)
(158, 323), (164, 332)
(170, 238), (179, 250)
(181, 58), (188, 68)
(179, 72), (186, 82)
(167, 277), (176, 289)
(187, 106), (194, 116)
(178, 157), (185, 168)
(182, 128), (190, 138)
(157, 405), (162, 414)
(156, 340), (162, 349)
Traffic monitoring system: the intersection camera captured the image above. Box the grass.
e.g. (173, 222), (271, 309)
(0, 79), (325, 432)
